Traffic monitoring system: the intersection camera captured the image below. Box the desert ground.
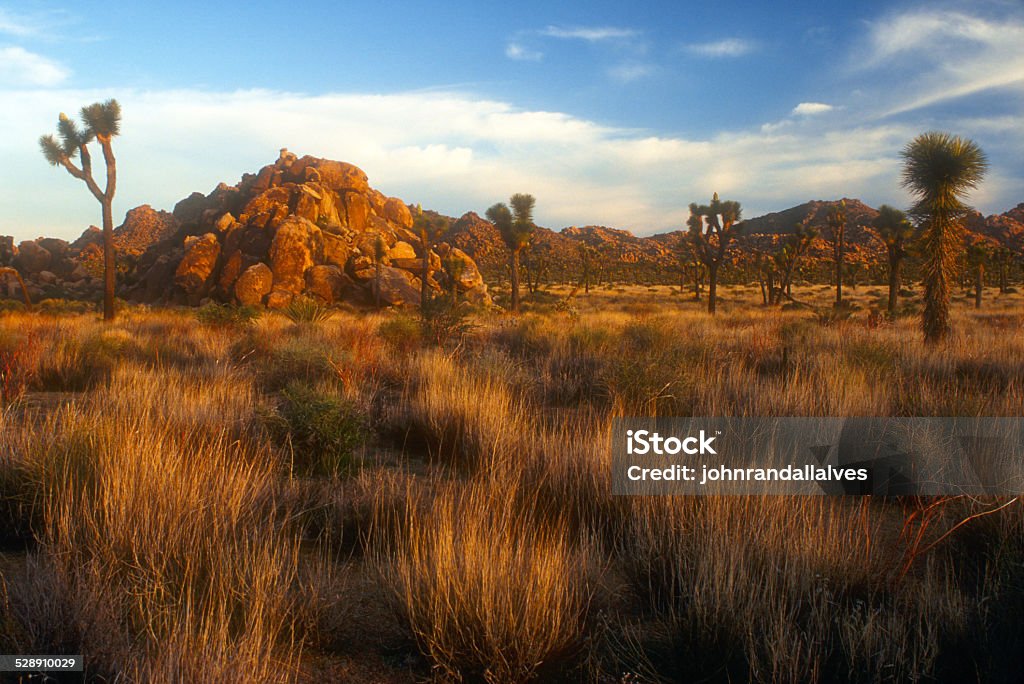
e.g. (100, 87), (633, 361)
(1, 283), (1023, 682)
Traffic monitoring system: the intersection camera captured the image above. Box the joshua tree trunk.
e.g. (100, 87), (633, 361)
(510, 248), (521, 312)
(975, 264), (984, 309)
(102, 199), (115, 320)
(835, 238), (844, 307)
(887, 251), (900, 315)
(707, 263), (719, 315)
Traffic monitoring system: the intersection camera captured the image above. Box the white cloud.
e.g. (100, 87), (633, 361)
(8, 86), (1018, 244)
(860, 9), (1024, 115)
(792, 102), (834, 116)
(0, 8), (41, 37)
(540, 25), (638, 42)
(608, 62), (652, 83)
(684, 38), (755, 58)
(505, 42), (542, 61)
(0, 46), (68, 86)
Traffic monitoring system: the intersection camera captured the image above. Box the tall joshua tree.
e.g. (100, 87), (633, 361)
(826, 200), (847, 307)
(901, 132), (988, 344)
(486, 193), (536, 313)
(40, 100), (121, 321)
(687, 193), (742, 315)
(966, 243), (988, 309)
(873, 204), (914, 315)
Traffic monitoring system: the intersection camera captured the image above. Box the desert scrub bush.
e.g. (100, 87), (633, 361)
(263, 381), (367, 477)
(235, 330), (336, 391)
(34, 328), (141, 392)
(601, 318), (701, 414)
(377, 313), (422, 354)
(1, 385), (302, 681)
(420, 294), (475, 350)
(374, 479), (592, 683)
(0, 329), (40, 404)
(612, 496), (974, 682)
(401, 351), (527, 473)
(34, 298), (96, 316)
(283, 296), (333, 324)
(196, 301), (261, 328)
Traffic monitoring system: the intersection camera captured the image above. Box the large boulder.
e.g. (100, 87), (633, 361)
(13, 241), (51, 274)
(306, 264), (348, 303)
(375, 266), (421, 307)
(322, 232), (350, 268)
(344, 192), (371, 233)
(234, 262), (273, 306)
(269, 217), (322, 295)
(172, 192), (209, 228)
(289, 156), (369, 194)
(382, 198), (413, 229)
(445, 247), (485, 291)
(174, 233), (221, 299)
(239, 186), (292, 230)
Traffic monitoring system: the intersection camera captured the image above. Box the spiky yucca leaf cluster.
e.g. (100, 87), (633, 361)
(38, 99), (121, 166)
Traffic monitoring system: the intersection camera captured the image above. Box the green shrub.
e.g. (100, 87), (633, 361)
(420, 295), (474, 349)
(196, 302), (261, 327)
(283, 297), (333, 324)
(263, 381), (367, 477)
(378, 315), (422, 354)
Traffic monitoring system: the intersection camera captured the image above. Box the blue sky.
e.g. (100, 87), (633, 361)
(1, 0), (1022, 241)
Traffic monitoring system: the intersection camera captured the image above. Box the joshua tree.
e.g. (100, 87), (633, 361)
(578, 243), (595, 294)
(687, 193), (742, 314)
(486, 193), (536, 312)
(372, 233), (387, 308)
(826, 200), (847, 307)
(40, 99), (121, 321)
(523, 240), (550, 294)
(412, 205), (449, 309)
(873, 204), (914, 315)
(966, 243), (988, 309)
(0, 268), (32, 309)
(678, 233), (705, 300)
(901, 132), (988, 344)
(994, 247), (1013, 293)
(770, 224), (817, 305)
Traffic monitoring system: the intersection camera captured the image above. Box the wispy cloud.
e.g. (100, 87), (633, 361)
(684, 38), (756, 58)
(505, 42), (542, 61)
(792, 102), (834, 116)
(8, 86), (1019, 243)
(0, 8), (42, 37)
(608, 62), (653, 83)
(539, 25), (639, 42)
(0, 46), (68, 86)
(860, 8), (1024, 116)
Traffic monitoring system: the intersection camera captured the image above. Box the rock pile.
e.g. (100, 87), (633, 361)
(126, 150), (490, 308)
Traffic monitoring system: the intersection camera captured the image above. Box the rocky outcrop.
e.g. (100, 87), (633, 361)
(121, 150), (491, 308)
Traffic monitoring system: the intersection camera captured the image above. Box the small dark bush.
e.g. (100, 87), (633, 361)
(378, 315), (422, 354)
(264, 381), (367, 477)
(196, 303), (261, 328)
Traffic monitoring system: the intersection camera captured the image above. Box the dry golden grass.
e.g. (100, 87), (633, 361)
(0, 284), (1021, 682)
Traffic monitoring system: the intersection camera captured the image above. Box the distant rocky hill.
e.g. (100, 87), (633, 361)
(443, 198), (1024, 282)
(3, 167), (1022, 303)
